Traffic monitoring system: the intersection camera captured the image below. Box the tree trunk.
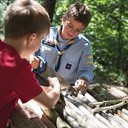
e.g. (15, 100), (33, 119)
(43, 0), (56, 23)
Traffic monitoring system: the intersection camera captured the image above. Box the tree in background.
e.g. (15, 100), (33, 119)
(43, 0), (56, 23)
(87, 0), (128, 85)
(0, 0), (12, 38)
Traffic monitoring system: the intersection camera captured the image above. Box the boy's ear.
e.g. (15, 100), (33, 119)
(62, 16), (66, 25)
(62, 16), (66, 22)
(26, 33), (36, 46)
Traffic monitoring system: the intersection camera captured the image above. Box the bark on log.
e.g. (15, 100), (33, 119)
(114, 113), (128, 128)
(41, 114), (56, 128)
(58, 95), (108, 128)
(107, 113), (125, 128)
(9, 83), (128, 128)
(63, 110), (83, 128)
(87, 89), (105, 101)
(43, 108), (71, 128)
(122, 108), (128, 116)
(102, 84), (128, 98)
(117, 110), (128, 122)
(10, 104), (47, 128)
(62, 95), (109, 128)
(84, 92), (97, 103)
(89, 85), (116, 101)
(21, 100), (56, 128)
(102, 84), (128, 94)
(63, 96), (87, 116)
(95, 113), (113, 128)
(55, 103), (85, 128)
(10, 100), (57, 128)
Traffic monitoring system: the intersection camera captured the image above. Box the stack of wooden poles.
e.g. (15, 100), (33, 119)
(10, 83), (128, 128)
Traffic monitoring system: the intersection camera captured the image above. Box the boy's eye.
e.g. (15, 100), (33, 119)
(66, 22), (83, 33)
(76, 29), (81, 33)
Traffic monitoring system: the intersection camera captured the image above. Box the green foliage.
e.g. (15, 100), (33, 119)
(0, 0), (13, 38)
(87, 0), (128, 84)
(0, 1), (6, 32)
(0, 0), (128, 85)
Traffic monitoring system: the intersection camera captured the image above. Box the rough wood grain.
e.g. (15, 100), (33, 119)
(10, 104), (47, 128)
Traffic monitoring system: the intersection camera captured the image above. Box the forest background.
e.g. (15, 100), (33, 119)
(0, 0), (128, 86)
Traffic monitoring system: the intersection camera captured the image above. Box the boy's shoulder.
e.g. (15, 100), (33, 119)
(50, 26), (58, 30)
(46, 26), (58, 38)
(42, 26), (58, 46)
(50, 26), (58, 33)
(78, 34), (90, 44)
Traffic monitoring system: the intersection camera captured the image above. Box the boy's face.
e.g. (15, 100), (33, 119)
(61, 17), (85, 40)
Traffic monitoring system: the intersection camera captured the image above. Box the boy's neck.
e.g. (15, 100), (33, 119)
(5, 38), (26, 59)
(58, 26), (67, 40)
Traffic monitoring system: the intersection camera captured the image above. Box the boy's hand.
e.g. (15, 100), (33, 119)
(74, 78), (88, 95)
(47, 77), (61, 94)
(28, 54), (40, 69)
(47, 77), (60, 89)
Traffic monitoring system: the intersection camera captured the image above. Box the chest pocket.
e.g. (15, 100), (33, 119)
(60, 51), (81, 72)
(63, 50), (81, 63)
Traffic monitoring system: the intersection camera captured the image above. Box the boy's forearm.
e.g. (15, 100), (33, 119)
(47, 88), (60, 106)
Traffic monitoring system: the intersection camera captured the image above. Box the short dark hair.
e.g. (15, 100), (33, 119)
(63, 2), (92, 28)
(4, 0), (50, 39)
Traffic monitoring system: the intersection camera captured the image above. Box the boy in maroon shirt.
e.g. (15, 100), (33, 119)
(0, 0), (61, 127)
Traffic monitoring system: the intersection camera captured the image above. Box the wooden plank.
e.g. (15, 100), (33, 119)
(10, 104), (47, 128)
(43, 108), (71, 128)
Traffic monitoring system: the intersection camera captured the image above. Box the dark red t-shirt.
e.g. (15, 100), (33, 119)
(0, 39), (42, 128)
